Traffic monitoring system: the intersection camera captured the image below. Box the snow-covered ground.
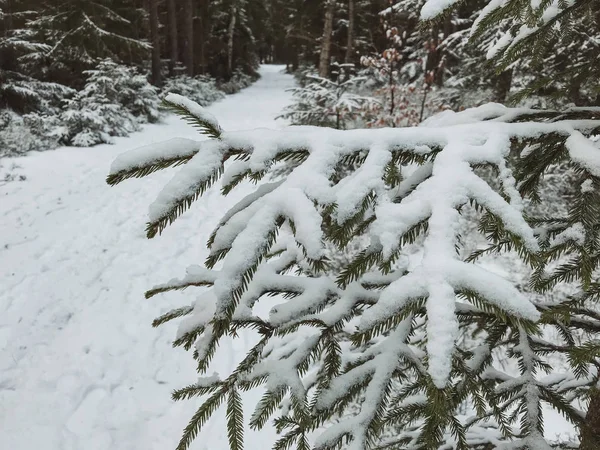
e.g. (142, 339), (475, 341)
(0, 65), (292, 450)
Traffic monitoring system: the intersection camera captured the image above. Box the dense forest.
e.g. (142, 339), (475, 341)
(3, 0), (598, 155)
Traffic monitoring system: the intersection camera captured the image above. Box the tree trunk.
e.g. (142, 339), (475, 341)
(226, 4), (237, 77)
(492, 69), (513, 103)
(569, 79), (583, 106)
(148, 0), (162, 86)
(4, 0), (13, 33)
(193, 0), (210, 75)
(344, 0), (354, 64)
(184, 0), (194, 76)
(166, 0), (178, 75)
(318, 0), (335, 78)
(581, 388), (600, 450)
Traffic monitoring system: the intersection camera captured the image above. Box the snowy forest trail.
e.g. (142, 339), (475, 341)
(0, 65), (292, 450)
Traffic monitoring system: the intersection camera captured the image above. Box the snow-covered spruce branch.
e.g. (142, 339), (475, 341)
(107, 96), (600, 450)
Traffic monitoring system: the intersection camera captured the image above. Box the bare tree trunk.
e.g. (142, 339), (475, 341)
(227, 4), (237, 77)
(148, 0), (162, 86)
(581, 388), (600, 450)
(167, 0), (178, 75)
(184, 0), (194, 76)
(344, 0), (354, 64)
(318, 0), (335, 78)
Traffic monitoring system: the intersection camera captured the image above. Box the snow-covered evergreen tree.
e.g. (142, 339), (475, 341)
(48, 60), (158, 147)
(426, 0), (600, 106)
(107, 84), (600, 450)
(21, 59), (162, 148)
(0, 0), (74, 112)
(280, 63), (378, 129)
(19, 0), (150, 86)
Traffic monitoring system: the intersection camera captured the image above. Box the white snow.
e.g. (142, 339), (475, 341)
(549, 223), (586, 248)
(0, 65), (293, 450)
(566, 130), (600, 177)
(420, 0), (462, 20)
(110, 137), (201, 174)
(581, 179), (594, 193)
(148, 139), (225, 222)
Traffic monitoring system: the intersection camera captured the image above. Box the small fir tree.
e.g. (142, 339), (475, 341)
(48, 59), (160, 147)
(279, 62), (378, 129)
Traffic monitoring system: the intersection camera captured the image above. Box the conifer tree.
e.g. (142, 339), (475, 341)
(0, 0), (72, 112)
(107, 84), (600, 450)
(280, 62), (377, 129)
(318, 0), (336, 77)
(20, 0), (150, 86)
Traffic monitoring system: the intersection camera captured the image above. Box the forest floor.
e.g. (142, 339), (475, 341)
(0, 65), (291, 450)
(0, 64), (575, 450)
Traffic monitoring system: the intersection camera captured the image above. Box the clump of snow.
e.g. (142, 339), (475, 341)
(420, 0), (462, 20)
(549, 223), (585, 248)
(581, 179), (594, 193)
(196, 373), (221, 387)
(333, 142), (391, 224)
(566, 130), (600, 177)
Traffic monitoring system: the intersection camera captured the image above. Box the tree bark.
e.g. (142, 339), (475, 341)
(196, 0), (209, 74)
(184, 0), (194, 76)
(569, 79), (583, 106)
(581, 388), (600, 450)
(226, 4), (237, 77)
(5, 0), (13, 33)
(318, 0), (335, 78)
(148, 0), (162, 86)
(344, 0), (354, 64)
(166, 0), (178, 75)
(492, 69), (513, 103)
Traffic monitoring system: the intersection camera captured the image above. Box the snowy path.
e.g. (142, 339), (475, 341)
(0, 65), (293, 450)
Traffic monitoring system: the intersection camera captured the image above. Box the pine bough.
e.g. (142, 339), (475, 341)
(107, 93), (600, 450)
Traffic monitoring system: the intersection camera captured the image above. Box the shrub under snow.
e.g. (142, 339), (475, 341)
(19, 60), (160, 147)
(160, 75), (226, 107)
(1, 59), (262, 155)
(218, 69), (259, 95)
(0, 110), (54, 157)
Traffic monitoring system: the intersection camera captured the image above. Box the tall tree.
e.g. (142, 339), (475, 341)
(344, 0), (355, 63)
(166, 0), (179, 75)
(226, 2), (238, 77)
(318, 0), (335, 77)
(183, 0), (194, 75)
(148, 0), (162, 86)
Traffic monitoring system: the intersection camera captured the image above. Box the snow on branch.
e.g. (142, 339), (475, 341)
(420, 0), (462, 20)
(107, 138), (201, 185)
(107, 98), (600, 450)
